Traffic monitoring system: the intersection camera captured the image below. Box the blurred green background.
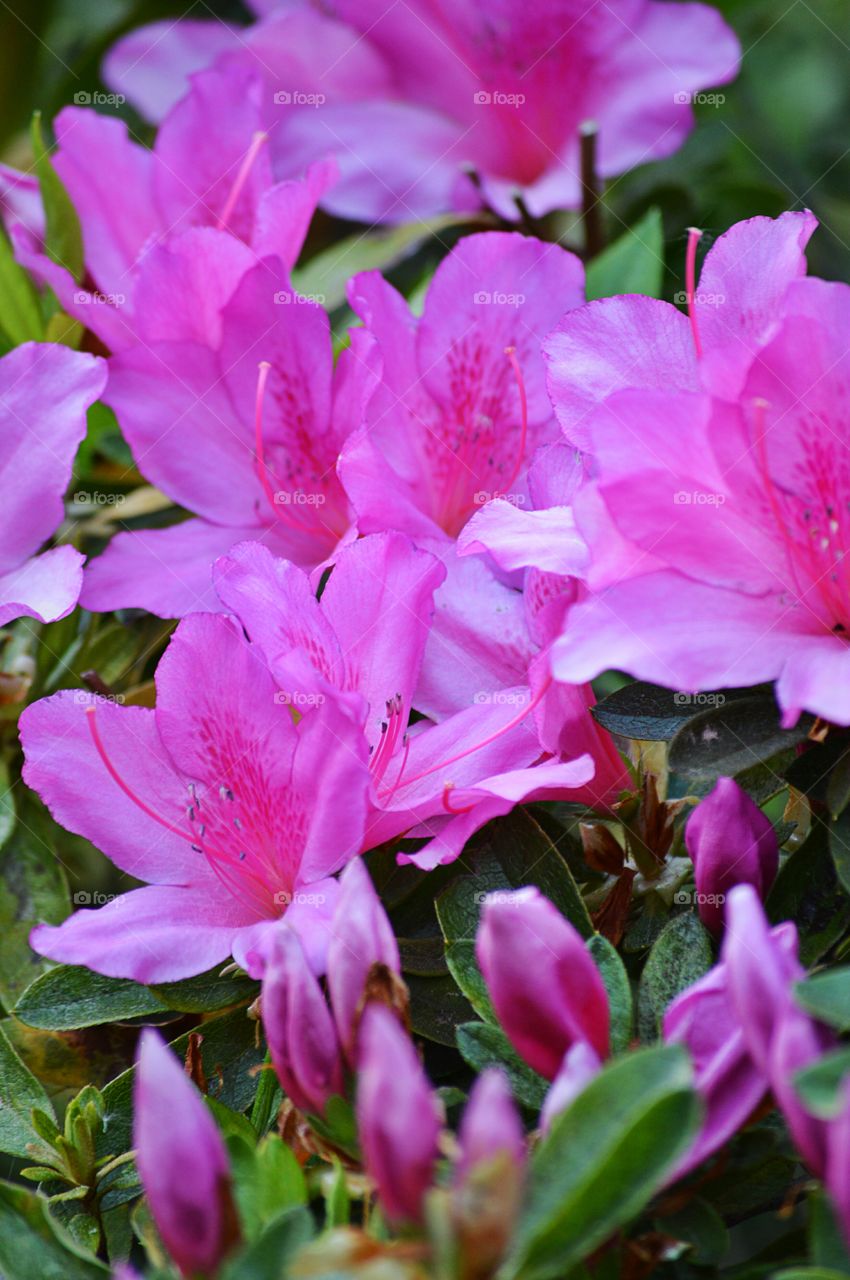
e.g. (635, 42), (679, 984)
(0, 0), (848, 279)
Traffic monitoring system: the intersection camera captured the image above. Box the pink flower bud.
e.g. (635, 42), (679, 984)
(261, 925), (344, 1115)
(356, 1004), (440, 1223)
(540, 1042), (602, 1134)
(455, 1068), (526, 1184)
(134, 1030), (238, 1278)
(328, 858), (401, 1062)
(476, 886), (609, 1078)
(685, 777), (778, 934)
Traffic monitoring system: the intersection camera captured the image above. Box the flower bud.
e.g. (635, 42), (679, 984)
(540, 1042), (602, 1134)
(134, 1030), (239, 1278)
(356, 1004), (440, 1223)
(685, 777), (778, 934)
(476, 886), (609, 1079)
(328, 858), (403, 1062)
(262, 925), (345, 1115)
(455, 1068), (525, 1184)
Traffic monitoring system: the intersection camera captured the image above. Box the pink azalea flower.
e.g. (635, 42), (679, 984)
(103, 0), (739, 223)
(11, 62), (337, 354)
(454, 1068), (526, 1185)
(476, 886), (610, 1079)
(21, 612), (372, 982)
(134, 1029), (239, 1277)
(551, 238), (850, 724)
(340, 231), (585, 541)
(214, 534), (596, 871)
(80, 251), (376, 618)
(0, 342), (105, 626)
(539, 1042), (602, 1134)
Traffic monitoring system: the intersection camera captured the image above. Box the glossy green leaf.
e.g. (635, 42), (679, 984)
(795, 969), (850, 1032)
(456, 1022), (547, 1110)
(30, 111), (84, 283)
(0, 1022), (55, 1159)
(637, 912), (713, 1039)
(503, 1045), (699, 1280)
(588, 934), (633, 1053)
(585, 208), (664, 301)
(0, 226), (43, 344)
(0, 1179), (108, 1277)
(668, 693), (814, 781)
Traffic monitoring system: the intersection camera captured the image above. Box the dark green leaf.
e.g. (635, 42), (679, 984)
(588, 935), (633, 1053)
(503, 1045), (699, 1280)
(638, 913), (713, 1039)
(585, 208), (664, 301)
(0, 1180), (108, 1278)
(768, 825), (850, 965)
(456, 1022), (547, 1110)
(668, 694), (814, 781)
(407, 973), (475, 1046)
(809, 1188), (850, 1272)
(220, 1206), (314, 1280)
(0, 802), (70, 1009)
(591, 680), (697, 741)
(15, 966), (167, 1030)
(0, 1022), (55, 1159)
(794, 1049), (850, 1119)
(655, 1198), (729, 1265)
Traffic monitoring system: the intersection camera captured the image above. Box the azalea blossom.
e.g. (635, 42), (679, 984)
(21, 612), (372, 982)
(0, 342), (105, 626)
(102, 0), (740, 222)
(684, 777), (778, 934)
(341, 231), (585, 541)
(214, 534), (597, 869)
(81, 256), (376, 618)
(11, 62), (336, 354)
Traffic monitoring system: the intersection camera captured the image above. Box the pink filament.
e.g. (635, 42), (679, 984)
(216, 131), (268, 233)
(496, 346), (529, 498)
(253, 360), (314, 534)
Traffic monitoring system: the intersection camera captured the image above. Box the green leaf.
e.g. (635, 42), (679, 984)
(30, 112), (84, 283)
(220, 1206), (314, 1280)
(502, 1045), (699, 1280)
(456, 1022), (547, 1110)
(794, 1048), (850, 1118)
(230, 1132), (307, 1242)
(654, 1198), (729, 1266)
(585, 208), (664, 301)
(15, 966), (167, 1030)
(323, 1160), (350, 1228)
(637, 913), (713, 1040)
(0, 1022), (55, 1159)
(668, 693), (814, 781)
(0, 1179), (108, 1278)
(292, 212), (483, 310)
(0, 226), (43, 344)
(768, 825), (850, 964)
(588, 935), (633, 1053)
(148, 969), (258, 1014)
(0, 801), (70, 1009)
(591, 680), (697, 741)
(830, 806), (850, 898)
(795, 969), (850, 1032)
(407, 973), (476, 1046)
(809, 1188), (850, 1272)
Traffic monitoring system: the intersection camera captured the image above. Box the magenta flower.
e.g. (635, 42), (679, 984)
(684, 778), (778, 934)
(356, 1003), (441, 1224)
(261, 925), (345, 1114)
(340, 232), (585, 540)
(79, 249), (374, 618)
(476, 887), (609, 1079)
(134, 1029), (238, 1277)
(103, 0), (739, 222)
(12, 63), (336, 354)
(214, 535), (596, 871)
(21, 612), (372, 982)
(550, 216), (850, 724)
(327, 858), (401, 1064)
(455, 1068), (526, 1185)
(0, 343), (105, 626)
(826, 1082), (850, 1252)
